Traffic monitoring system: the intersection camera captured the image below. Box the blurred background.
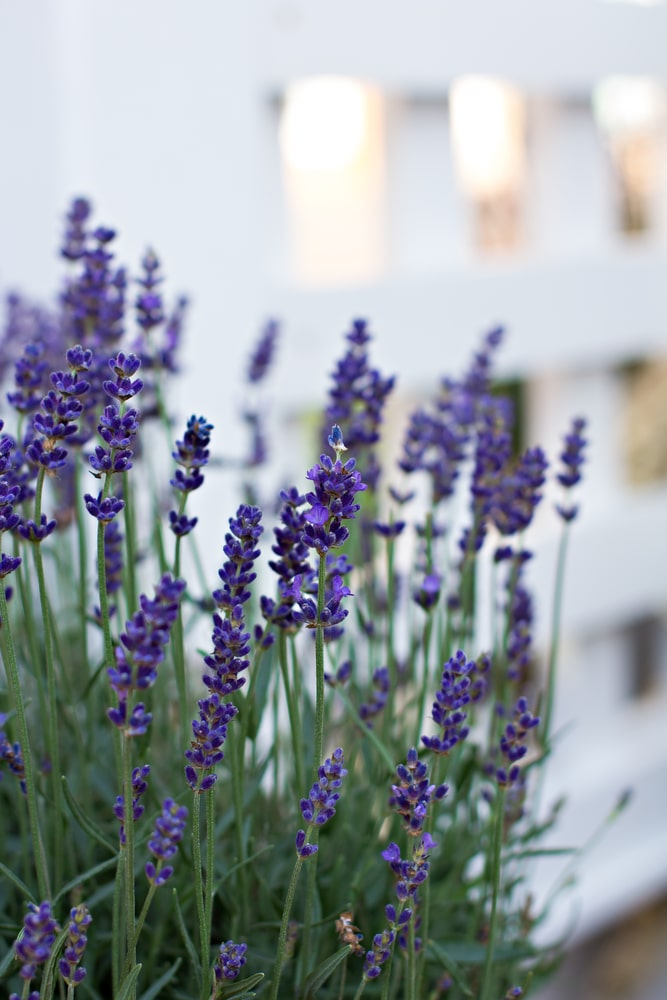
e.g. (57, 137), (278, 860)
(1, 2), (667, 996)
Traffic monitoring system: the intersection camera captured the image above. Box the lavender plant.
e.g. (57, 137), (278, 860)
(0, 201), (613, 1000)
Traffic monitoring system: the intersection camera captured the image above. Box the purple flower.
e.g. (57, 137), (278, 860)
(0, 716), (27, 794)
(295, 747), (347, 858)
(389, 748), (447, 837)
(211, 504), (263, 612)
(496, 697), (540, 786)
(14, 901), (59, 981)
(184, 694), (238, 790)
(261, 488), (312, 633)
(303, 439), (367, 556)
(145, 798), (188, 886)
(556, 416), (587, 521)
(214, 940), (248, 982)
(58, 904), (92, 987)
(61, 197), (92, 261)
(7, 343), (50, 415)
(84, 491), (125, 524)
(422, 649), (477, 756)
(290, 573), (352, 630)
(113, 763), (151, 845)
(413, 572), (442, 612)
(359, 666), (390, 726)
(16, 514), (57, 542)
(247, 318), (279, 384)
(135, 249), (164, 333)
(107, 574), (185, 733)
(325, 318), (395, 490)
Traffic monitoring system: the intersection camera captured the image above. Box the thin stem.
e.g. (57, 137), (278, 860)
(171, 502), (190, 752)
(0, 571), (50, 900)
(121, 734), (137, 998)
(121, 882), (158, 981)
(192, 788), (208, 994)
(480, 786), (506, 1000)
(542, 524), (570, 750)
(278, 630), (305, 797)
(268, 852), (305, 1000)
(312, 552), (328, 782)
(122, 470), (138, 618)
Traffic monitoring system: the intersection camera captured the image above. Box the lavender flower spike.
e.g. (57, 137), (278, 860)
(295, 747), (347, 858)
(145, 798), (188, 886)
(59, 904), (92, 988)
(214, 940), (248, 983)
(303, 429), (367, 556)
(14, 900), (59, 981)
(556, 416), (587, 522)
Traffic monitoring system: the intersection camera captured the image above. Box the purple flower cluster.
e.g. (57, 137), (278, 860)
(295, 747), (347, 858)
(487, 446), (548, 537)
(247, 318), (279, 385)
(325, 319), (395, 491)
(7, 342), (50, 415)
(211, 504), (263, 612)
(113, 763), (151, 845)
(556, 416), (587, 522)
(87, 352), (142, 477)
(169, 414), (212, 536)
(61, 197), (91, 261)
(107, 574), (185, 734)
(214, 940), (248, 982)
(303, 434), (367, 556)
(0, 425), (22, 579)
(0, 712), (26, 794)
(59, 904), (92, 988)
(24, 345), (92, 475)
(261, 488), (312, 633)
(287, 573), (352, 631)
(13, 900), (59, 981)
(496, 697), (540, 786)
(186, 507), (263, 791)
(359, 666), (390, 727)
(389, 748), (447, 836)
(422, 649), (478, 756)
(413, 571), (442, 612)
(135, 249), (164, 334)
(145, 798), (188, 886)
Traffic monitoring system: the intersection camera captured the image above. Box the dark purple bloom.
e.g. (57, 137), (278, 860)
(211, 504), (263, 612)
(556, 416), (587, 521)
(58, 904), (92, 986)
(107, 574), (185, 733)
(289, 573), (352, 630)
(413, 572), (442, 611)
(261, 488), (312, 633)
(303, 444), (367, 556)
(14, 901), (59, 980)
(135, 249), (164, 333)
(61, 197), (92, 261)
(389, 748), (447, 837)
(84, 491), (125, 523)
(184, 694), (238, 790)
(421, 649), (477, 756)
(145, 798), (188, 886)
(113, 763), (151, 845)
(7, 343), (50, 415)
(247, 318), (279, 384)
(374, 519), (406, 539)
(0, 714), (27, 794)
(0, 553), (21, 578)
(214, 940), (248, 982)
(496, 697), (539, 786)
(296, 747), (347, 857)
(17, 514), (57, 542)
(325, 318), (395, 490)
(359, 666), (390, 726)
(488, 446), (548, 537)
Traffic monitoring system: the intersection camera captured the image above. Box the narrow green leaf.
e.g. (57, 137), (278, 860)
(138, 957), (181, 1000)
(303, 945), (352, 998)
(0, 860), (35, 903)
(172, 887), (202, 987)
(116, 964), (143, 1000)
(216, 972), (265, 999)
(62, 776), (117, 854)
(427, 940), (474, 998)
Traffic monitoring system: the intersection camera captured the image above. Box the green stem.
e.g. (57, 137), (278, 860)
(32, 469), (64, 888)
(542, 524), (570, 750)
(171, 499), (190, 752)
(268, 851), (305, 1000)
(122, 470), (138, 617)
(192, 788), (208, 993)
(120, 882), (158, 981)
(0, 571), (50, 900)
(312, 552), (328, 782)
(480, 786), (506, 1000)
(229, 720), (248, 935)
(278, 631), (305, 797)
(121, 735), (137, 998)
